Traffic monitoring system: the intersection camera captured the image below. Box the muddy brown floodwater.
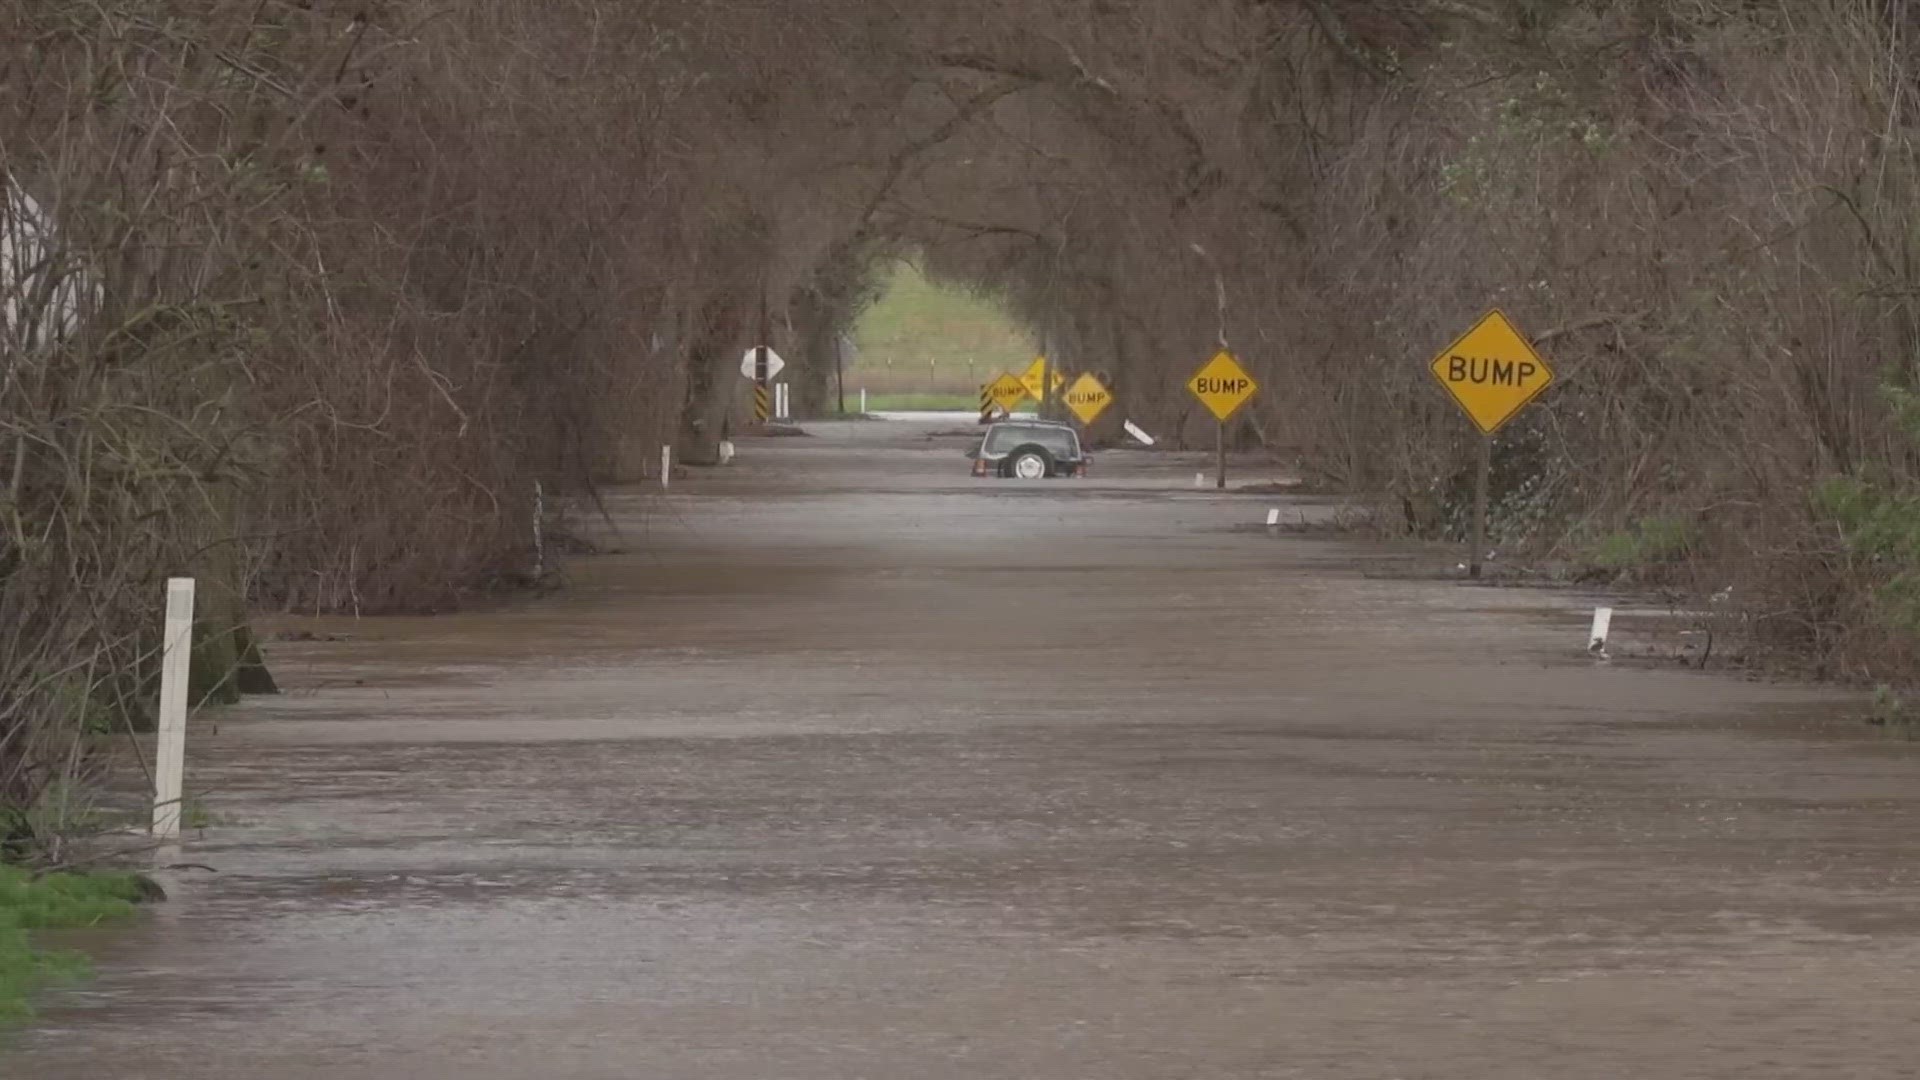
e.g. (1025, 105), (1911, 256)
(15, 416), (1920, 1078)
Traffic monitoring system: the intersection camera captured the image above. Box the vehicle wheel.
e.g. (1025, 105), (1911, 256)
(1006, 445), (1053, 480)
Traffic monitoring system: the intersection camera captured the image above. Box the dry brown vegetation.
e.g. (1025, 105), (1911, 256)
(8, 0), (1920, 847)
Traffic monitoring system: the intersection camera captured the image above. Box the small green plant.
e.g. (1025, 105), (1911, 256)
(1802, 382), (1920, 636)
(0, 866), (150, 1022)
(181, 795), (235, 831)
(1584, 515), (1697, 570)
(1866, 685), (1920, 739)
(1811, 473), (1920, 634)
(0, 780), (143, 864)
(1440, 71), (1614, 205)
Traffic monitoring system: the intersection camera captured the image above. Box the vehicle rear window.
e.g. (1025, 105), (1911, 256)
(984, 424), (1078, 456)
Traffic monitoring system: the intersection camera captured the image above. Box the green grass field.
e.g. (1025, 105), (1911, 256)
(858, 392), (980, 412)
(849, 263), (1034, 407)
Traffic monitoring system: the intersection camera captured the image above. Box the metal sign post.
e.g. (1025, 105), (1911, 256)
(1471, 437), (1491, 578)
(1216, 419), (1227, 490)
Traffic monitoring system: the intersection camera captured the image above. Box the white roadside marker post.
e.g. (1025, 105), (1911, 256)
(532, 480), (545, 580)
(1589, 607), (1614, 656)
(1266, 508), (1281, 527)
(661, 445), (671, 490)
(860, 388), (868, 414)
(152, 577), (195, 841)
(1194, 472), (1205, 488)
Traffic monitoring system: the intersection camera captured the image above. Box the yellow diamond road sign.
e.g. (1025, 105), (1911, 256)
(987, 373), (1029, 412)
(1428, 310), (1555, 435)
(1020, 356), (1066, 400)
(1187, 351), (1258, 421)
(1063, 372), (1113, 425)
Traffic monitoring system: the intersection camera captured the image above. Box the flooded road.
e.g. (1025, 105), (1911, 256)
(17, 416), (1920, 1078)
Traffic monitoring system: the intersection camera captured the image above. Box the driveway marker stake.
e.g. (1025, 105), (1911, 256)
(152, 577), (194, 840)
(1589, 607), (1613, 655)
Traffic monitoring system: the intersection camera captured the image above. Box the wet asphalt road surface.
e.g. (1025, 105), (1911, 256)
(15, 416), (1920, 1078)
